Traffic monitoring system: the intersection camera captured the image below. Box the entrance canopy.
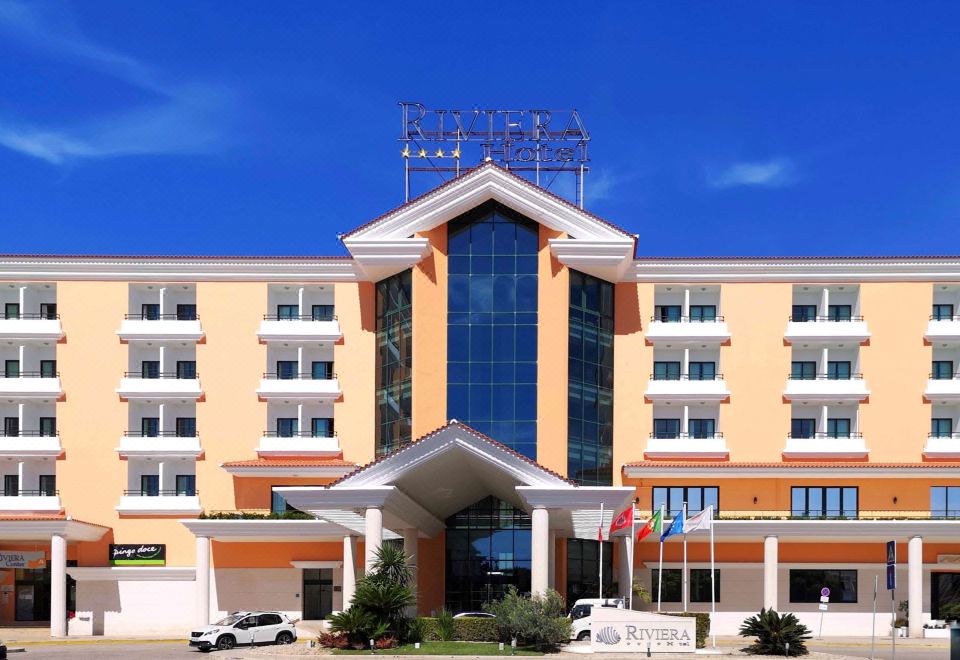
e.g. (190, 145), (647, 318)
(277, 421), (633, 538)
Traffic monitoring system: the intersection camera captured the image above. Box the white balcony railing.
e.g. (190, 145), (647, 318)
(256, 433), (341, 457)
(783, 376), (870, 403)
(644, 433), (729, 458)
(0, 493), (62, 513)
(925, 377), (960, 403)
(783, 433), (869, 458)
(116, 493), (201, 515)
(924, 433), (960, 458)
(0, 375), (63, 400)
(0, 434), (62, 458)
(116, 374), (203, 401)
(644, 376), (730, 403)
(0, 316), (64, 342)
(645, 318), (730, 344)
(257, 317), (342, 343)
(784, 317), (870, 344)
(116, 435), (202, 458)
(256, 375), (341, 402)
(117, 317), (203, 342)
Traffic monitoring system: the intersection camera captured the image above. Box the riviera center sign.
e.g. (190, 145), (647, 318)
(590, 608), (696, 653)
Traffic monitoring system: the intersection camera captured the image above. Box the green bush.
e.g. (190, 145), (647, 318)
(483, 586), (571, 650)
(418, 615), (500, 642)
(739, 608), (811, 656)
(662, 612), (710, 649)
(435, 609), (456, 642)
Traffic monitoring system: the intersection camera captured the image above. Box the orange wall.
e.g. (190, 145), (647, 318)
(536, 227), (569, 474)
(412, 226), (448, 438)
(212, 540), (341, 568)
(231, 476), (339, 510)
(335, 281), (376, 466)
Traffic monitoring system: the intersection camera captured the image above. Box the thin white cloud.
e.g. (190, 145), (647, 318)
(708, 158), (796, 189)
(0, 1), (234, 165)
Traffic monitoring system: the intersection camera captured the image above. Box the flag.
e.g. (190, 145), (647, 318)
(608, 505), (634, 537)
(636, 509), (663, 542)
(660, 509), (684, 542)
(598, 525), (604, 542)
(682, 505), (714, 534)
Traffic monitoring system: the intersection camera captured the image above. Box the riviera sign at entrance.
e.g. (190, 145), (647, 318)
(590, 608), (696, 653)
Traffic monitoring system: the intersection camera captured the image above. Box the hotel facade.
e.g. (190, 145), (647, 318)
(1, 162), (960, 637)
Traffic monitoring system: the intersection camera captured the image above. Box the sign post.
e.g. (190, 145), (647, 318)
(871, 575), (878, 660)
(818, 587), (830, 638)
(887, 540), (897, 660)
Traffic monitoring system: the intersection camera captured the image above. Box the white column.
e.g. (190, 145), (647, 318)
(683, 288), (691, 319)
(50, 533), (67, 637)
(682, 348), (690, 379)
(17, 403), (25, 436)
(159, 345), (168, 376)
(819, 405), (829, 435)
(618, 536), (631, 599)
(159, 403), (167, 435)
(403, 528), (419, 615)
(819, 347), (829, 378)
(820, 288), (829, 317)
(297, 346), (305, 378)
(18, 344), (26, 373)
(342, 536), (357, 610)
(548, 530), (557, 590)
(297, 287), (305, 317)
(364, 507), (383, 573)
(531, 507), (549, 596)
(18, 286), (27, 315)
(159, 286), (168, 316)
(297, 403), (305, 437)
(908, 536), (923, 637)
(682, 405), (690, 436)
(763, 535), (778, 611)
(196, 536), (211, 626)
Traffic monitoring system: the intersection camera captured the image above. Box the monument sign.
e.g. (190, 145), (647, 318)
(590, 607), (696, 653)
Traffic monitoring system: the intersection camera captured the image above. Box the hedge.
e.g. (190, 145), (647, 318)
(662, 612), (709, 649)
(419, 616), (501, 642)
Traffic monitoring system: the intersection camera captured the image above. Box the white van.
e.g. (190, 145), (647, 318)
(569, 598), (625, 641)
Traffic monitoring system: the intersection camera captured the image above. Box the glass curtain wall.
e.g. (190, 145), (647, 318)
(375, 270), (413, 456)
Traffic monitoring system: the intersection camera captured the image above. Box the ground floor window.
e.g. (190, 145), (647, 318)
(932, 572), (960, 620)
(789, 569), (857, 603)
(690, 569), (720, 603)
(565, 539), (614, 605)
(651, 568), (682, 602)
(445, 496), (531, 613)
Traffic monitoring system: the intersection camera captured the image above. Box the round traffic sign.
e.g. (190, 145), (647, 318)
(820, 587), (830, 597)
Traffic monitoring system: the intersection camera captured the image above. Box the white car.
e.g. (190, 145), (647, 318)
(189, 611), (297, 652)
(569, 599), (625, 641)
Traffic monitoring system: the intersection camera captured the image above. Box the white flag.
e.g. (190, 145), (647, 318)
(682, 505), (713, 533)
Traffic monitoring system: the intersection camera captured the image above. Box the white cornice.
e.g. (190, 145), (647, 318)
(548, 239), (635, 283)
(67, 566), (196, 582)
(221, 465), (354, 478)
(623, 465), (960, 479)
(631, 258), (960, 283)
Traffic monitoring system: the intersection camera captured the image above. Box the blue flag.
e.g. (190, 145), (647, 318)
(660, 509), (684, 542)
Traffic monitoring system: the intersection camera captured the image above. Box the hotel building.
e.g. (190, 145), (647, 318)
(1, 162), (959, 637)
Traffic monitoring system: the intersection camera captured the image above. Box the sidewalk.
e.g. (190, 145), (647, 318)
(0, 627), (181, 645)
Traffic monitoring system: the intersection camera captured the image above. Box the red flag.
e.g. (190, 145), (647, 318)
(608, 506), (634, 537)
(636, 509), (663, 543)
(598, 526), (604, 542)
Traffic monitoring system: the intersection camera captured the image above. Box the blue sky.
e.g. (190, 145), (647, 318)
(2, 1), (960, 257)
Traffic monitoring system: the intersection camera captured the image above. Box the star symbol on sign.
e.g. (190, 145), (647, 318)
(452, 148), (461, 158)
(401, 146), (411, 158)
(418, 148), (427, 158)
(435, 148), (444, 158)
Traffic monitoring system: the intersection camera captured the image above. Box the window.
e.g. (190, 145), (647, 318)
(934, 304), (955, 321)
(277, 304), (299, 320)
(175, 417), (196, 437)
(688, 418), (716, 438)
(792, 304), (817, 322)
(932, 418), (954, 438)
(790, 569), (857, 603)
(271, 487), (294, 513)
(3, 303), (19, 320)
(3, 474), (18, 496)
(566, 539), (614, 604)
(791, 361), (816, 380)
(176, 304), (197, 321)
(931, 486), (960, 518)
(654, 305), (682, 322)
(3, 360), (18, 378)
(376, 270), (412, 456)
(141, 361), (160, 379)
(653, 361), (681, 381)
(141, 303), (160, 320)
(653, 418), (681, 439)
(827, 305), (852, 321)
(140, 475), (159, 496)
(39, 303), (56, 320)
(933, 361), (955, 380)
(826, 418), (851, 438)
(39, 417), (56, 437)
(689, 305), (717, 322)
(39, 360), (56, 378)
(276, 418), (298, 437)
(791, 418), (816, 439)
(690, 569), (720, 603)
(3, 417), (17, 437)
(38, 475), (55, 496)
(688, 361), (716, 381)
(932, 572), (960, 620)
(652, 569), (682, 602)
(258, 614), (283, 627)
(311, 361), (333, 380)
(791, 486), (858, 519)
(176, 361), (196, 379)
(311, 418), (334, 438)
(827, 361), (851, 380)
(141, 417), (159, 437)
(312, 305), (334, 322)
(276, 361), (298, 380)
(653, 486), (719, 516)
(175, 475), (196, 496)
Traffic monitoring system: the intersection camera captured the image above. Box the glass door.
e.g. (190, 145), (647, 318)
(302, 569), (333, 620)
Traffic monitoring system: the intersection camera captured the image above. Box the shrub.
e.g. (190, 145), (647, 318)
(739, 608), (811, 656)
(317, 632), (349, 649)
(484, 586), (571, 651)
(435, 608), (456, 641)
(633, 579), (653, 604)
(450, 616), (500, 642)
(663, 612), (710, 649)
(375, 636), (398, 649)
(328, 607), (376, 648)
(405, 617), (427, 643)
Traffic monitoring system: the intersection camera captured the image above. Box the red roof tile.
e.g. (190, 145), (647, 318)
(625, 461), (960, 469)
(222, 458), (356, 468)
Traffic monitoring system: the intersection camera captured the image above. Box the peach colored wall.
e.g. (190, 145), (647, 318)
(536, 227), (569, 474)
(612, 283), (653, 484)
(232, 476), (339, 510)
(412, 226), (448, 438)
(859, 283), (930, 462)
(335, 282), (376, 466)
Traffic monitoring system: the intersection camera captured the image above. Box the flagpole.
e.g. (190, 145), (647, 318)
(682, 502), (688, 613)
(628, 500), (637, 610)
(657, 504), (664, 612)
(599, 502), (604, 599)
(710, 505), (716, 649)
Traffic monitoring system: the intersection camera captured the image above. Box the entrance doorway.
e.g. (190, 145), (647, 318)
(14, 568), (50, 622)
(302, 569), (333, 620)
(932, 572), (960, 620)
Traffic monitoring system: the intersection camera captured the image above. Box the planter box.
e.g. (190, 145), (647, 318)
(923, 628), (950, 638)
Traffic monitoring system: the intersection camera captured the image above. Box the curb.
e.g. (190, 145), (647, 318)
(10, 638), (182, 646)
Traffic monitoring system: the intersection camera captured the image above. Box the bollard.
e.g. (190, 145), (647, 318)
(785, 642), (790, 657)
(951, 622), (960, 660)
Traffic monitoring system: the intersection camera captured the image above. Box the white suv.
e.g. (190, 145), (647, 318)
(189, 611), (297, 652)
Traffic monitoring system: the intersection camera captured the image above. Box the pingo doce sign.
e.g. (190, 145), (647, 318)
(590, 607), (696, 653)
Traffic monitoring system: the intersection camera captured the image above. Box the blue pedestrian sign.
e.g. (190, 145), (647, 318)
(886, 540), (896, 590)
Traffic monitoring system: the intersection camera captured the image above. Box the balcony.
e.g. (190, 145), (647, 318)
(924, 432), (960, 458)
(116, 490), (201, 515)
(0, 373), (63, 400)
(784, 316), (870, 345)
(116, 314), (203, 342)
(644, 375), (730, 403)
(783, 374), (869, 403)
(645, 316), (730, 344)
(256, 432), (341, 457)
(783, 432), (869, 458)
(257, 315), (342, 343)
(0, 313), (64, 342)
(116, 432), (202, 458)
(924, 376), (960, 403)
(256, 373), (341, 402)
(116, 373), (203, 401)
(0, 491), (62, 513)
(0, 431), (62, 458)
(644, 432), (729, 459)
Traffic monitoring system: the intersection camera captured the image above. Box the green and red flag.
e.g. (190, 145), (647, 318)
(636, 509), (663, 542)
